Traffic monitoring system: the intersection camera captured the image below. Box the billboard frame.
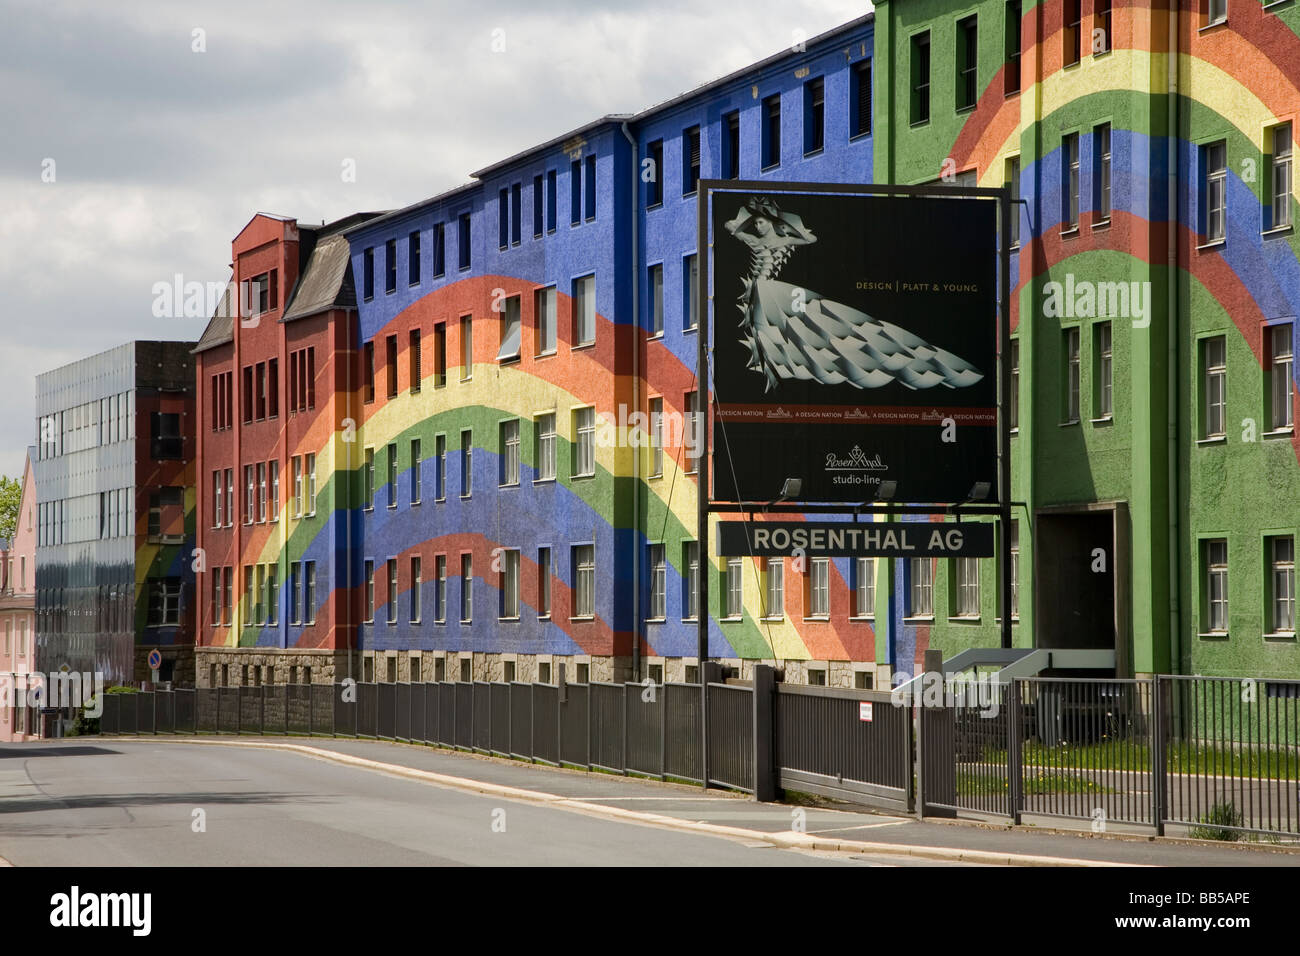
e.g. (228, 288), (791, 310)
(695, 180), (1014, 690)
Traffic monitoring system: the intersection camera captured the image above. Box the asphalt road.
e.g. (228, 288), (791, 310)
(0, 740), (938, 866)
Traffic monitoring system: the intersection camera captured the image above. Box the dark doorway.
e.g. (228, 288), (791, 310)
(1036, 510), (1117, 653)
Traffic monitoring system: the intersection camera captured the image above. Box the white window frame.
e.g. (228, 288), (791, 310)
(573, 544), (595, 619)
(1204, 336), (1227, 438)
(648, 544), (666, 621)
(1270, 323), (1294, 431)
(764, 557), (784, 619)
(574, 274), (596, 346)
(908, 558), (934, 618)
(500, 419), (520, 486)
(725, 556), (743, 620)
(574, 406), (596, 478)
(1205, 539), (1228, 634)
(1270, 536), (1295, 634)
(853, 557), (875, 618)
(808, 557), (830, 618)
(500, 548), (520, 619)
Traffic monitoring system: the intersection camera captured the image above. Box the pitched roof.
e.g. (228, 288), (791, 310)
(282, 233), (356, 322)
(192, 281), (235, 355)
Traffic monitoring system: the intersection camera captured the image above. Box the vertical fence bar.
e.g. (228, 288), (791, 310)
(1008, 678), (1022, 824)
(1152, 676), (1166, 836)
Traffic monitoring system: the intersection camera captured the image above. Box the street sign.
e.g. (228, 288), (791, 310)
(717, 520), (995, 558)
(147, 649), (162, 670)
(859, 701), (873, 722)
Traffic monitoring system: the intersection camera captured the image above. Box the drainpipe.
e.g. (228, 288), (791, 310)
(346, 307), (355, 683)
(1166, 4), (1182, 677)
(621, 120), (642, 682)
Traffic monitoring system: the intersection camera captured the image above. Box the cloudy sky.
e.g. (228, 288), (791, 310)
(0, 0), (869, 479)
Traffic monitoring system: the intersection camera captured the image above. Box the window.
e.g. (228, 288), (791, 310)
(1269, 323), (1294, 431)
(1270, 536), (1295, 633)
(807, 668), (827, 686)
(546, 169), (558, 231)
(1064, 0), (1081, 66)
(1006, 155), (1021, 247)
(147, 577), (182, 626)
(409, 329), (422, 393)
(212, 471), (223, 528)
(364, 560), (375, 622)
(570, 159), (582, 225)
(724, 556), (743, 619)
(1095, 123), (1112, 222)
(533, 175), (544, 238)
(1271, 123), (1293, 231)
(1095, 321), (1113, 419)
(683, 541), (699, 620)
(646, 264), (664, 337)
(363, 247), (375, 299)
(411, 438), (422, 504)
(535, 286), (557, 355)
(244, 464), (255, 524)
(762, 94), (781, 168)
(685, 391), (701, 474)
(500, 419), (520, 486)
(498, 188), (509, 250)
(460, 554), (473, 623)
(460, 314), (473, 379)
(512, 181), (523, 243)
(910, 31), (931, 124)
(223, 565), (233, 625)
(408, 230), (420, 284)
(432, 222), (446, 277)
(573, 407), (595, 478)
(851, 60), (871, 138)
(435, 555), (447, 623)
(584, 155), (596, 220)
(385, 238), (397, 294)
(1010, 338), (1021, 431)
(498, 295), (521, 360)
(151, 412), (182, 459)
(537, 547), (552, 619)
(683, 126), (701, 194)
(457, 212), (471, 270)
(254, 362), (266, 420)
(210, 569), (221, 626)
(289, 562), (301, 624)
(954, 557), (980, 617)
(854, 557), (875, 618)
(1095, 0), (1112, 54)
(1010, 521), (1020, 619)
(908, 558), (934, 617)
(387, 559), (398, 624)
(304, 562), (316, 624)
(1064, 327), (1081, 423)
(1206, 0), (1227, 27)
(256, 462), (267, 522)
(386, 442), (398, 509)
(804, 78), (824, 154)
(291, 457), (303, 516)
(573, 545), (595, 618)
(809, 558), (830, 617)
(364, 447), (375, 509)
(1204, 141), (1227, 243)
(536, 413), (556, 482)
(225, 468), (233, 526)
(1004, 1), (1021, 94)
(266, 565), (278, 626)
(460, 430), (473, 497)
(956, 16), (978, 111)
(385, 334), (398, 398)
(684, 254), (699, 330)
(647, 140), (664, 206)
(723, 111), (740, 179)
(305, 453), (316, 514)
(649, 398), (663, 477)
(268, 359), (278, 418)
(649, 544), (666, 620)
(1204, 539), (1228, 633)
(573, 274), (595, 346)
(500, 549), (520, 619)
(1063, 132), (1080, 230)
(243, 565), (255, 626)
(435, 434), (447, 500)
(363, 342), (375, 402)
(1202, 336), (1227, 438)
(765, 557), (784, 619)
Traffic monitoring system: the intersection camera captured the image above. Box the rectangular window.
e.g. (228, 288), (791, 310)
(1205, 539), (1228, 633)
(460, 314), (473, 379)
(1063, 132), (1080, 230)
(570, 159), (582, 225)
(683, 125), (701, 194)
(683, 541), (699, 620)
(1270, 536), (1295, 633)
(573, 407), (595, 478)
(1203, 335), (1227, 438)
(292, 456), (303, 517)
(1004, 1), (1021, 94)
(363, 342), (375, 402)
(435, 555), (447, 623)
(1010, 338), (1020, 430)
(1095, 321), (1113, 419)
(649, 544), (666, 620)
(762, 94), (781, 168)
(512, 181), (523, 243)
(909, 558), (934, 617)
(1010, 521), (1020, 619)
(363, 247), (374, 299)
(809, 557), (830, 617)
(211, 567), (221, 626)
(387, 559), (398, 624)
(1064, 327), (1081, 423)
(536, 413), (556, 482)
(409, 329), (422, 393)
(1095, 0), (1112, 54)
(266, 565), (279, 626)
(460, 430), (473, 497)
(243, 565), (254, 626)
(433, 222), (446, 277)
(573, 545), (595, 619)
(410, 438), (421, 504)
(304, 562), (316, 624)
(725, 556), (743, 619)
(364, 559), (375, 622)
(498, 188), (509, 250)
(956, 16), (978, 111)
(684, 254), (699, 330)
(306, 453), (316, 514)
(1095, 123), (1112, 222)
(147, 577), (183, 627)
(649, 397), (663, 477)
(256, 462), (267, 522)
(649, 264), (664, 336)
(500, 549), (520, 619)
(573, 274), (595, 345)
(364, 447), (375, 509)
(911, 31), (931, 125)
(213, 471), (223, 528)
(1206, 0), (1227, 27)
(225, 468), (233, 526)
(765, 557), (784, 619)
(1064, 0), (1081, 66)
(533, 174), (544, 238)
(457, 212), (471, 270)
(685, 390), (701, 474)
(498, 295), (521, 361)
(647, 140), (664, 206)
(537, 547), (552, 619)
(854, 557), (875, 618)
(244, 464), (254, 524)
(1270, 323), (1294, 430)
(461, 554), (473, 623)
(384, 238), (397, 294)
(500, 419), (520, 486)
(535, 286), (557, 355)
(546, 169), (558, 231)
(267, 359), (278, 418)
(584, 155), (596, 220)
(1007, 155), (1021, 247)
(724, 111), (740, 179)
(408, 230), (420, 284)
(433, 322), (447, 387)
(1272, 123), (1293, 230)
(386, 442), (398, 509)
(954, 557), (980, 617)
(851, 60), (871, 138)
(151, 411), (183, 459)
(435, 434), (446, 500)
(1204, 140), (1227, 243)
(385, 334), (398, 398)
(223, 565), (233, 625)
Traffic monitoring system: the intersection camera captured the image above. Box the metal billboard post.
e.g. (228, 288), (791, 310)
(998, 186), (1013, 651)
(698, 180), (712, 791)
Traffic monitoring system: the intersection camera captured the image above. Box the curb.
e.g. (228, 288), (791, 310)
(125, 736), (1134, 867)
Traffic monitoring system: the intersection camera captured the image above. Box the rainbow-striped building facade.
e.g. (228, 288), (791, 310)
(194, 2), (1300, 687)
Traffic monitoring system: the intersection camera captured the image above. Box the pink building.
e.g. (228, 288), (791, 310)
(1, 451), (38, 741)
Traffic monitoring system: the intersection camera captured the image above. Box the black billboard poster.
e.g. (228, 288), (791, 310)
(716, 521), (995, 559)
(707, 188), (998, 505)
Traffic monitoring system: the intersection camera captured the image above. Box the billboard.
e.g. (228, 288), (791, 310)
(707, 187), (998, 505)
(716, 520), (995, 558)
